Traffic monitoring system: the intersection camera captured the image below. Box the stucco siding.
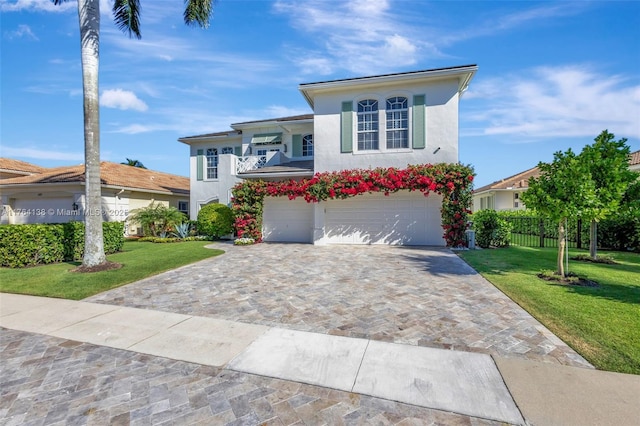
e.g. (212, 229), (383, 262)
(313, 78), (460, 173)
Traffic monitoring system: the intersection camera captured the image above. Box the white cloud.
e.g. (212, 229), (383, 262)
(5, 24), (38, 40)
(100, 89), (148, 111)
(465, 66), (640, 140)
(273, 0), (420, 75)
(2, 146), (83, 161)
(0, 0), (75, 13)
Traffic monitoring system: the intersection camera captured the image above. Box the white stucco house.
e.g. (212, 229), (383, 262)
(472, 149), (640, 212)
(179, 65), (478, 245)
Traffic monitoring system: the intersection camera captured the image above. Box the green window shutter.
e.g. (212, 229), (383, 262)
(412, 94), (426, 149)
(341, 101), (353, 153)
(196, 149), (203, 181)
(292, 134), (302, 157)
(234, 146), (242, 156)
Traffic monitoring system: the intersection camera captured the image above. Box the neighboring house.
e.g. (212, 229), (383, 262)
(472, 149), (640, 211)
(630, 150), (640, 172)
(0, 161), (190, 235)
(179, 64), (478, 246)
(0, 158), (46, 180)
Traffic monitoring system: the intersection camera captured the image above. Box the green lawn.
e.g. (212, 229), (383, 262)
(458, 246), (640, 374)
(0, 241), (224, 300)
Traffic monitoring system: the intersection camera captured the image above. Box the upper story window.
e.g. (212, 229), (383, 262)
(256, 148), (280, 156)
(206, 148), (218, 179)
(302, 134), (314, 157)
(221, 147), (234, 154)
(357, 99), (379, 150)
(386, 97), (408, 149)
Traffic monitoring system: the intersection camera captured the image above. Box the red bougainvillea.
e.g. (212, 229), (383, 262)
(232, 163), (474, 247)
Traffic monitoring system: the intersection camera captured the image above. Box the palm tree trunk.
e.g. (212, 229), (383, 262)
(78, 0), (106, 267)
(557, 220), (566, 278)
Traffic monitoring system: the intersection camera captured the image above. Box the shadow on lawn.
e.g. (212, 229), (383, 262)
(470, 247), (640, 306)
(547, 281), (640, 305)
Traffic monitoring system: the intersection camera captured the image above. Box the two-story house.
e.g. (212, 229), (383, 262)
(179, 64), (478, 245)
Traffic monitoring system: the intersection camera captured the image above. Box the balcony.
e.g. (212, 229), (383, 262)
(232, 151), (314, 178)
(236, 155), (267, 173)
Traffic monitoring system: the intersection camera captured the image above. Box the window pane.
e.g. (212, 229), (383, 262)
(357, 99), (379, 151)
(206, 148), (218, 179)
(303, 134), (313, 157)
(386, 97), (408, 149)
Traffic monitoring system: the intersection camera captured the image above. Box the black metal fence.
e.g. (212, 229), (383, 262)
(503, 216), (584, 249)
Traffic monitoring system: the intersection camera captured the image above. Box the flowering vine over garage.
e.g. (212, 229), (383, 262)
(231, 163), (475, 247)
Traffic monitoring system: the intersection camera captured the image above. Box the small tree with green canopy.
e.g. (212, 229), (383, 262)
(521, 149), (597, 278)
(579, 130), (635, 259)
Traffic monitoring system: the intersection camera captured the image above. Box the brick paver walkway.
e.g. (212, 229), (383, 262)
(1, 328), (502, 425)
(86, 243), (591, 368)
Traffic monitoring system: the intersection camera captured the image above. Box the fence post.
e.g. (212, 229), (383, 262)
(539, 219), (545, 248)
(577, 219), (582, 249)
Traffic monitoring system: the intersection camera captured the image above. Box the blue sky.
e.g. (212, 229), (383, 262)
(1, 0), (639, 187)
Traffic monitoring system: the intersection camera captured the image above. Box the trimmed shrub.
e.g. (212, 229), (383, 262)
(472, 210), (512, 248)
(0, 224), (65, 267)
(0, 221), (125, 267)
(197, 204), (234, 238)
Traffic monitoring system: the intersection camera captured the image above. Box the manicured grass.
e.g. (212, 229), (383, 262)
(458, 246), (640, 374)
(0, 241), (224, 300)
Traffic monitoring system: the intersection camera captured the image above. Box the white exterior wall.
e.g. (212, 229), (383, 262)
(472, 190), (527, 212)
(313, 78), (460, 173)
(189, 142), (243, 220)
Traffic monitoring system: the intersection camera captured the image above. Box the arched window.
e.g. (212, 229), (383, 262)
(386, 96), (408, 149)
(357, 99), (379, 150)
(206, 148), (218, 179)
(302, 134), (313, 157)
(221, 146), (234, 154)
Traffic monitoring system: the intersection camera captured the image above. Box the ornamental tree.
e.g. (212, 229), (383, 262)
(521, 149), (597, 278)
(231, 163), (475, 247)
(579, 130), (635, 259)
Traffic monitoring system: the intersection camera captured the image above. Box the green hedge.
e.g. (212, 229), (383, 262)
(197, 203), (234, 238)
(471, 210), (511, 248)
(0, 222), (125, 268)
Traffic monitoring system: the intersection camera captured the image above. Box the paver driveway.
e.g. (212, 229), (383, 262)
(86, 243), (591, 368)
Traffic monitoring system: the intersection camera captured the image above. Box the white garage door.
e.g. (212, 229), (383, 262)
(324, 192), (444, 246)
(262, 196), (313, 243)
(13, 197), (73, 224)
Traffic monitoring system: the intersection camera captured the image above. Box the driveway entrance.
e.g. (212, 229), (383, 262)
(86, 243), (590, 368)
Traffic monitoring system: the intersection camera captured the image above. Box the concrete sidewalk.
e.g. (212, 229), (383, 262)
(2, 293), (639, 425)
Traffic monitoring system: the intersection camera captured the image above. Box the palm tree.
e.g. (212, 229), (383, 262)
(53, 0), (215, 268)
(121, 158), (147, 169)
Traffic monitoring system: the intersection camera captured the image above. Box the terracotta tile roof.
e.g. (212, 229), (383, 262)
(0, 158), (46, 175)
(0, 161), (189, 195)
(473, 166), (540, 193)
(475, 150), (640, 193)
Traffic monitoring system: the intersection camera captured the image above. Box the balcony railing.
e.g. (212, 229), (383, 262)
(236, 155), (267, 173)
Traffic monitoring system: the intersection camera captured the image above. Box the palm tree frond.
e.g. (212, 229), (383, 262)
(113, 0), (142, 39)
(52, 0), (70, 5)
(184, 0), (215, 28)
